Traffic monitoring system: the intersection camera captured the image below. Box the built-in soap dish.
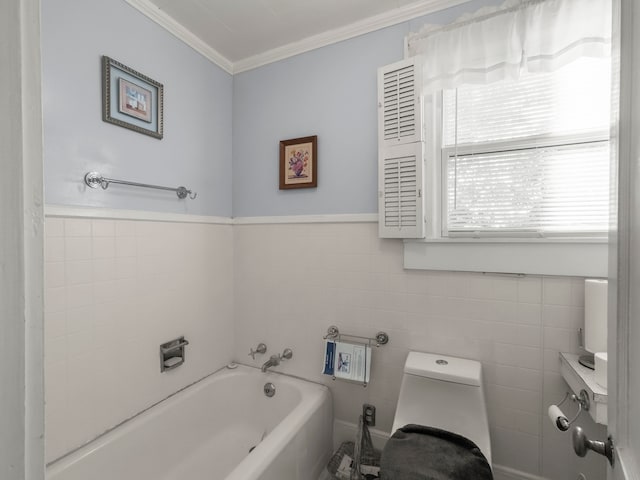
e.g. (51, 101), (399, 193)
(160, 336), (189, 372)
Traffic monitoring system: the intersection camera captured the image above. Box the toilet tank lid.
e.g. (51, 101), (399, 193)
(404, 352), (481, 386)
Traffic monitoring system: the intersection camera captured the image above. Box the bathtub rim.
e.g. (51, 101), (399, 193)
(46, 363), (330, 474)
(224, 370), (331, 480)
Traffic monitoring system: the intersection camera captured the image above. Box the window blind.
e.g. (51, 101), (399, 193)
(442, 57), (611, 236)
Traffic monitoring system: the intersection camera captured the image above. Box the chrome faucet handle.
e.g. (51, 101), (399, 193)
(249, 343), (267, 360)
(280, 348), (293, 360)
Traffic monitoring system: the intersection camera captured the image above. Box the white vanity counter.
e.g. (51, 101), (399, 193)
(560, 353), (607, 425)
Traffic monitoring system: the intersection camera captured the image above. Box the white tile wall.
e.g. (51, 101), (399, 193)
(44, 217), (234, 462)
(232, 222), (607, 480)
(44, 218), (606, 479)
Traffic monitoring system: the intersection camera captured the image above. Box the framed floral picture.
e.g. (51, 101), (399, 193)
(279, 135), (317, 189)
(102, 56), (164, 139)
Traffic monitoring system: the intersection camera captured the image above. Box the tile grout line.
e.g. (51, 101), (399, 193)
(538, 277), (545, 476)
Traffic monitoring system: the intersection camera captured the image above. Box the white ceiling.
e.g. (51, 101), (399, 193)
(137, 0), (458, 70)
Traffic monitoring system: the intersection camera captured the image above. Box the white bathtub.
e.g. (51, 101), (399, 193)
(46, 365), (333, 480)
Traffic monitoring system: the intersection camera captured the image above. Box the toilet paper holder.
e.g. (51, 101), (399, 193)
(549, 390), (590, 431)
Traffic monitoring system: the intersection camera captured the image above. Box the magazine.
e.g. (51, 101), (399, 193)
(323, 340), (371, 383)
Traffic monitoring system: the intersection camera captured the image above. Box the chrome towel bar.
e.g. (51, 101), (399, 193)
(84, 171), (197, 199)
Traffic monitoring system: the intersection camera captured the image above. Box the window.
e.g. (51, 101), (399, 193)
(439, 57), (611, 238)
(391, 0), (613, 275)
(402, 56), (613, 276)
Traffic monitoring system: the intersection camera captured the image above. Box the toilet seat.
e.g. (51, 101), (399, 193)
(380, 424), (493, 480)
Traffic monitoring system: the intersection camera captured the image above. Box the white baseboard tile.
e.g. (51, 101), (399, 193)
(492, 465), (550, 480)
(332, 419), (389, 452)
(332, 420), (549, 480)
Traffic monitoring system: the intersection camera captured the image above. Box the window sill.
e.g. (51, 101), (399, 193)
(403, 238), (608, 277)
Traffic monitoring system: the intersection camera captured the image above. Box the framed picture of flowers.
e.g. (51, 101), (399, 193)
(279, 135), (317, 189)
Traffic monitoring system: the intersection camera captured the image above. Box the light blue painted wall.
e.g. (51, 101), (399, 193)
(232, 0), (503, 217)
(41, 0), (233, 217)
(41, 0), (504, 218)
(232, 25), (403, 217)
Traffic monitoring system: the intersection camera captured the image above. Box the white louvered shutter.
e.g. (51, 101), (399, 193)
(378, 58), (425, 238)
(378, 142), (425, 238)
(378, 58), (423, 147)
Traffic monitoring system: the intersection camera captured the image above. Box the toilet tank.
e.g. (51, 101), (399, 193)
(392, 352), (492, 463)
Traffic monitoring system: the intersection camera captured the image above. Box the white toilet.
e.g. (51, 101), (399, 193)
(389, 351), (492, 464)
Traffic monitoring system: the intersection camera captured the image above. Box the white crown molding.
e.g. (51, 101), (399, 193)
(233, 0), (468, 73)
(44, 205), (233, 225)
(233, 213), (377, 225)
(124, 0), (468, 74)
(124, 0), (234, 74)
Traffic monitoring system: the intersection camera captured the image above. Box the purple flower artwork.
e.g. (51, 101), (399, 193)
(288, 148), (309, 179)
(279, 135), (317, 190)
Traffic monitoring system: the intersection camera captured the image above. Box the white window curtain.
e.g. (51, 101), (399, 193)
(407, 0), (612, 93)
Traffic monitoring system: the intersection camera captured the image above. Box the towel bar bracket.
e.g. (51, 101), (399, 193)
(323, 325), (389, 347)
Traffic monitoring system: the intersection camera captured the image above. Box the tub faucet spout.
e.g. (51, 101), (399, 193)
(261, 355), (280, 373)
